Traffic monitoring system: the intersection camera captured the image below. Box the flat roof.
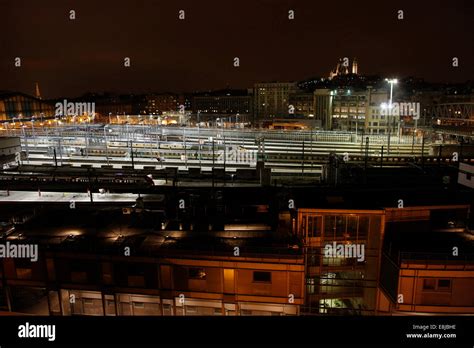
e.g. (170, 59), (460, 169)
(5, 207), (302, 260)
(383, 221), (474, 263)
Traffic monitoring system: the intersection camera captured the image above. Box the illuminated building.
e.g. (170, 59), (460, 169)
(254, 82), (299, 121)
(297, 204), (473, 315)
(313, 88), (390, 132)
(0, 204), (304, 316)
(0, 92), (55, 121)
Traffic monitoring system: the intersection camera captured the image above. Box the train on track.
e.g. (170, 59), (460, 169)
(0, 171), (155, 191)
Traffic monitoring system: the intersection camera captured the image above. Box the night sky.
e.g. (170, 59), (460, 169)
(1, 0), (473, 98)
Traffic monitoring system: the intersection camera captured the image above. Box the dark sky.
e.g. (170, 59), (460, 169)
(1, 0), (473, 98)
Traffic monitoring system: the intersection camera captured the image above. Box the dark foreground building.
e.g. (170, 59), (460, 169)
(0, 202), (304, 316)
(0, 175), (473, 316)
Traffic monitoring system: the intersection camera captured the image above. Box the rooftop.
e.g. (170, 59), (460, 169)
(3, 206), (302, 261)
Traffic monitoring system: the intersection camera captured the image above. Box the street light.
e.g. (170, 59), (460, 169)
(385, 78), (398, 116)
(385, 78), (398, 152)
(385, 78), (398, 107)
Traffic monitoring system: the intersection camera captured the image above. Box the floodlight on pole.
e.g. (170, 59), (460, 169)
(385, 78), (398, 108)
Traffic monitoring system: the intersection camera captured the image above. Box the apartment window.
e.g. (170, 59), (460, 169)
(188, 268), (206, 279)
(253, 271), (271, 283)
(437, 279), (451, 291)
(423, 278), (452, 292)
(423, 279), (436, 290)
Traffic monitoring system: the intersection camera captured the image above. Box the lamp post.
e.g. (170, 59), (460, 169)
(21, 125), (29, 163)
(411, 117), (418, 154)
(183, 127), (187, 168)
(385, 78), (398, 153)
(54, 116), (60, 136)
(103, 125), (112, 164)
(386, 78), (398, 108)
(197, 111), (201, 165)
(11, 117), (16, 136)
(31, 117), (37, 146)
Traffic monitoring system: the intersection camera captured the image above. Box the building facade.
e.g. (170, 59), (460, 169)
(379, 205), (474, 315)
(0, 92), (55, 121)
(193, 91), (252, 115)
(313, 88), (390, 133)
(297, 204), (473, 315)
(297, 208), (384, 315)
(0, 248), (304, 316)
(289, 92), (315, 118)
(254, 82), (299, 121)
(142, 93), (182, 115)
